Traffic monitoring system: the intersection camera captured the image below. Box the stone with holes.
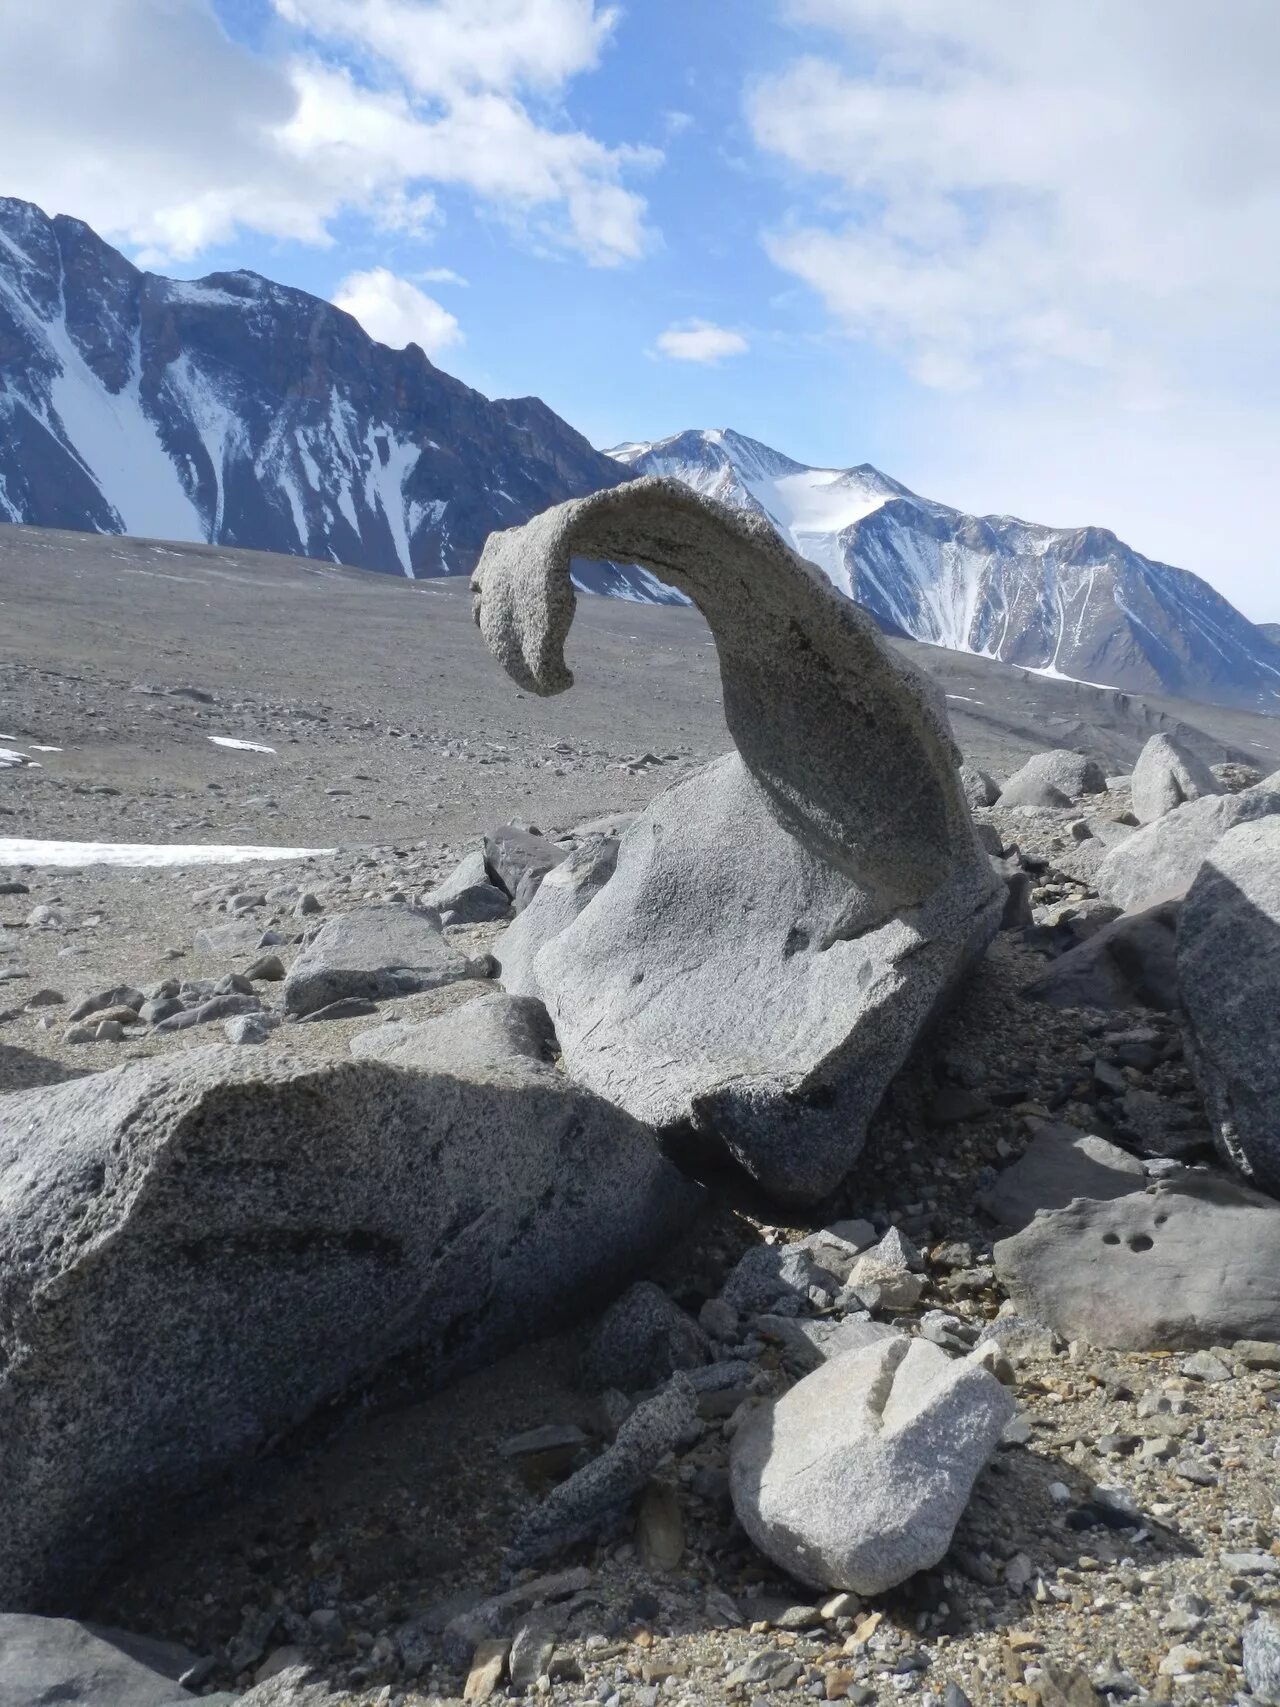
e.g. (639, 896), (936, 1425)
(0, 994), (697, 1610)
(993, 1174), (1280, 1350)
(729, 1337), (1014, 1593)
(471, 478), (1002, 1202)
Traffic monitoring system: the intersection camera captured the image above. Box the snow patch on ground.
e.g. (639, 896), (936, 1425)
(0, 838), (332, 869)
(208, 736), (276, 753)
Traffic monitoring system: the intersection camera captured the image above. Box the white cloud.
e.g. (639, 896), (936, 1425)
(333, 267), (462, 354)
(0, 0), (653, 267)
(655, 320), (749, 364)
(751, 2), (1280, 392)
(418, 266), (468, 286)
(747, 0), (1280, 616)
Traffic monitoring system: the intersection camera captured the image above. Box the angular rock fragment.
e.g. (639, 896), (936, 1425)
(993, 1174), (1280, 1350)
(1130, 732), (1222, 824)
(978, 1125), (1144, 1230)
(959, 764), (1000, 808)
(497, 835), (619, 1001)
(483, 823), (568, 911)
(423, 850), (510, 926)
(0, 1614), (211, 1707)
(509, 1377), (699, 1566)
(1023, 902), (1179, 1011)
(730, 1338), (1013, 1593)
(1178, 816), (1280, 1190)
(0, 996), (697, 1610)
(282, 904), (473, 1016)
(472, 478), (1002, 1201)
(1097, 784), (1280, 912)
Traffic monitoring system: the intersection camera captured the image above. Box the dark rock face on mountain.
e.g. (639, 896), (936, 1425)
(613, 429), (1280, 716)
(0, 196), (673, 600)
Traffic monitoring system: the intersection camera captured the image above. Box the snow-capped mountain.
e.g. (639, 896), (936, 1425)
(0, 196), (675, 600)
(612, 429), (1280, 714)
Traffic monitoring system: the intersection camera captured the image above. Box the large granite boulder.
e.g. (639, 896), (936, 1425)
(1129, 732), (1222, 824)
(1096, 784), (1280, 912)
(997, 750), (1106, 811)
(1178, 816), (1280, 1191)
(729, 1338), (1013, 1594)
(472, 478), (1003, 1201)
(282, 905), (474, 1016)
(0, 995), (697, 1610)
(993, 1173), (1280, 1349)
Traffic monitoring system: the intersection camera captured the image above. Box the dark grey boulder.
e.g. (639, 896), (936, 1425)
(1130, 732), (1222, 824)
(282, 905), (473, 1016)
(1023, 901), (1180, 1011)
(997, 750), (1106, 811)
(977, 1124), (1143, 1230)
(472, 479), (1001, 1201)
(497, 835), (620, 1001)
(1178, 816), (1280, 1190)
(993, 1173), (1280, 1349)
(0, 996), (697, 1610)
(959, 764), (999, 808)
(581, 1282), (709, 1392)
(422, 850), (510, 926)
(483, 823), (568, 911)
(1097, 784), (1280, 912)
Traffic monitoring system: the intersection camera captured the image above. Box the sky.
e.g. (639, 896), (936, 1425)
(1, 0), (1278, 617)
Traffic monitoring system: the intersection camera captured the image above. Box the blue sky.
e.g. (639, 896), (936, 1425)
(2, 0), (1278, 616)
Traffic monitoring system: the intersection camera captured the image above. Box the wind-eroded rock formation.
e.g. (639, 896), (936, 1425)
(473, 477), (1003, 1199)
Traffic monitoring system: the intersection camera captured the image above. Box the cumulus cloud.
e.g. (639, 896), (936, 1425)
(0, 0), (653, 267)
(655, 320), (749, 363)
(333, 267), (462, 354)
(750, 1), (1280, 393)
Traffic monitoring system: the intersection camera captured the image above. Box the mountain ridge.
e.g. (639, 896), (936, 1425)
(611, 428), (1280, 714)
(0, 195), (677, 602)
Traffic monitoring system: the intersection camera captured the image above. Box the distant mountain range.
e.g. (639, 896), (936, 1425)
(0, 196), (673, 602)
(611, 430), (1280, 714)
(1, 196), (1276, 713)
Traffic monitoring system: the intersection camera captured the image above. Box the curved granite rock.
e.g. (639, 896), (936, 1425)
(471, 479), (1003, 1200)
(473, 477), (977, 908)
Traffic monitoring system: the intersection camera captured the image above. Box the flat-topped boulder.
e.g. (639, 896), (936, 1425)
(282, 904), (474, 1016)
(471, 478), (1002, 1201)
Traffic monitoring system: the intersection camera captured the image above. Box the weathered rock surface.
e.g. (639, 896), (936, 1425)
(1130, 732), (1223, 824)
(471, 478), (1002, 1200)
(0, 1614), (221, 1707)
(729, 1338), (1013, 1594)
(1178, 816), (1280, 1190)
(496, 835), (619, 1001)
(1023, 902), (1180, 1011)
(281, 905), (473, 1016)
(997, 750), (1106, 811)
(994, 1174), (1280, 1349)
(1245, 1614), (1280, 1707)
(1096, 785), (1280, 912)
(978, 1125), (1144, 1229)
(0, 997), (697, 1609)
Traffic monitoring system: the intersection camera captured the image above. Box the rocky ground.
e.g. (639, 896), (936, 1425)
(5, 528), (1280, 1707)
